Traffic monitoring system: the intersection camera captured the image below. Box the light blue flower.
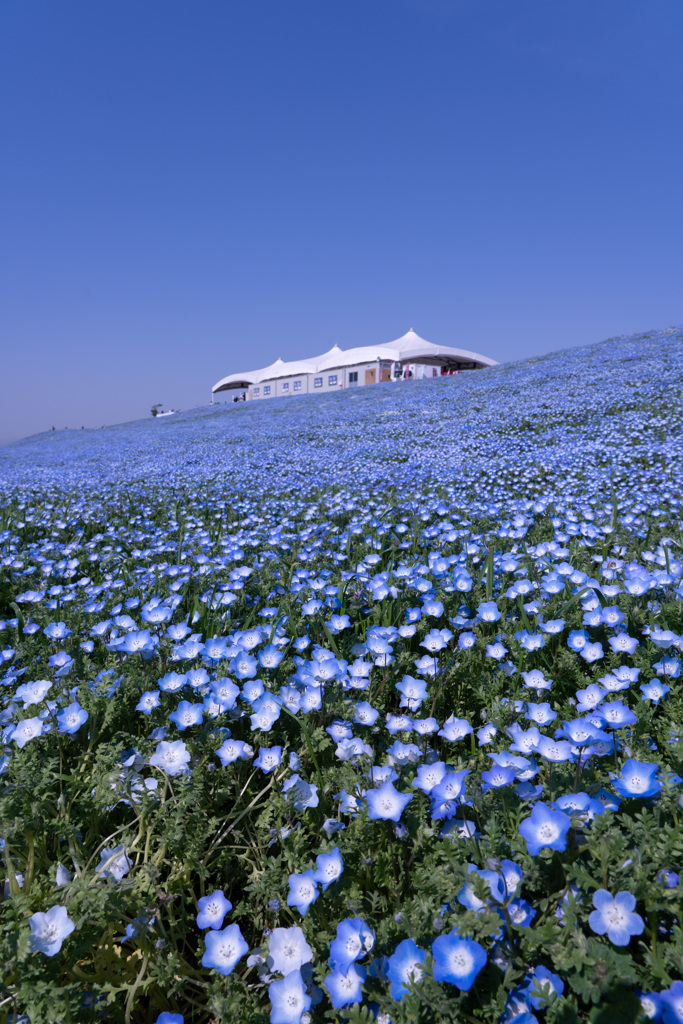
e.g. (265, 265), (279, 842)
(386, 937), (427, 1000)
(149, 739), (191, 776)
(519, 802), (571, 856)
(196, 890), (232, 929)
(268, 969), (311, 1024)
(56, 701), (88, 734)
(286, 870), (319, 916)
(612, 759), (661, 799)
(366, 780), (413, 821)
(313, 847), (343, 890)
(268, 926), (313, 974)
(329, 917), (374, 973)
(431, 930), (487, 990)
(588, 889), (644, 945)
(201, 922), (248, 975)
(254, 746), (282, 773)
(29, 904), (75, 956)
(324, 963), (366, 1008)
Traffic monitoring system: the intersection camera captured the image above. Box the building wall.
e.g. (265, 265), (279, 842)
(247, 360), (445, 399)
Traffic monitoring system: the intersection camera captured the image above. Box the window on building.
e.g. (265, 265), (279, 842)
(281, 382), (289, 392)
(253, 387), (260, 395)
(314, 377), (322, 388)
(293, 380), (302, 391)
(348, 371), (358, 384)
(263, 385), (271, 395)
(328, 374), (337, 386)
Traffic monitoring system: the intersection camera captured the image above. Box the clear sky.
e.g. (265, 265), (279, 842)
(1, 0), (681, 445)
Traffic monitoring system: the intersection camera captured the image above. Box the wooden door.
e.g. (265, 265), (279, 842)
(365, 368), (376, 385)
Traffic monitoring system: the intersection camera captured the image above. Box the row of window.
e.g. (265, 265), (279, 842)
(253, 374), (343, 396)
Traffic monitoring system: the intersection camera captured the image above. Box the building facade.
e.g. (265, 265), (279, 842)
(211, 329), (497, 402)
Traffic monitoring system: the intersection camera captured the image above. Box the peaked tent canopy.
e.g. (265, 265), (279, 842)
(212, 329), (496, 393)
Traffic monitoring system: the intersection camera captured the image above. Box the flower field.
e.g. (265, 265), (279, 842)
(1, 326), (683, 1024)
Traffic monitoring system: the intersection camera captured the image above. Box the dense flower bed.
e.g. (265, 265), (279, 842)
(1, 326), (683, 1024)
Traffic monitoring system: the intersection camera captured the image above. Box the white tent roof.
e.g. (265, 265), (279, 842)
(212, 328), (496, 392)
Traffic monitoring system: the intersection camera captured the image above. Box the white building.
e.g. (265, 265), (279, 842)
(211, 328), (497, 402)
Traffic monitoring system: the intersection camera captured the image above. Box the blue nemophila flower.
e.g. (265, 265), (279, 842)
(168, 700), (203, 731)
(412, 761), (447, 793)
(458, 631), (477, 650)
(608, 633), (638, 655)
(254, 746), (282, 773)
(521, 669), (552, 691)
(601, 700), (637, 729)
(196, 890), (232, 930)
(477, 723), (497, 745)
(43, 621), (72, 641)
(386, 713), (413, 734)
(29, 904), (75, 956)
(525, 702), (556, 725)
(519, 631), (545, 652)
(268, 926), (313, 974)
(56, 701), (88, 734)
(313, 847), (343, 890)
(486, 641), (509, 660)
(154, 1013), (184, 1024)
(353, 701), (379, 726)
(386, 937), (427, 1000)
(567, 629), (589, 652)
(431, 930), (487, 991)
(215, 738), (254, 765)
(522, 965), (565, 1008)
(287, 871), (319, 916)
(422, 598), (444, 617)
(258, 644), (284, 669)
(149, 739), (191, 776)
(268, 969), (311, 1024)
(15, 679), (52, 707)
(640, 679), (670, 703)
(11, 716), (44, 748)
(507, 898), (536, 927)
(420, 628), (450, 653)
(540, 618), (565, 634)
(478, 601), (501, 623)
(96, 845), (132, 882)
(283, 774), (319, 811)
(324, 963), (366, 1008)
(413, 716), (439, 735)
(481, 859), (523, 901)
(414, 653), (438, 676)
(481, 765), (516, 792)
(636, 991), (662, 1021)
(438, 714), (473, 742)
(536, 736), (573, 764)
(395, 674), (428, 709)
(159, 671), (187, 694)
(588, 889), (644, 945)
(519, 802), (572, 856)
(612, 759), (661, 798)
(580, 641), (604, 663)
(201, 922), (248, 975)
(327, 613), (351, 633)
(329, 917), (374, 973)
(55, 863), (72, 886)
(366, 780), (413, 821)
(136, 690), (161, 714)
(661, 980), (683, 1022)
(554, 792), (604, 823)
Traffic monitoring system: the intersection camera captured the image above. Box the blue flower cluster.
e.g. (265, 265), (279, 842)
(1, 326), (683, 1023)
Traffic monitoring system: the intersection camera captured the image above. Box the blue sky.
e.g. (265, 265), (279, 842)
(1, 0), (681, 445)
